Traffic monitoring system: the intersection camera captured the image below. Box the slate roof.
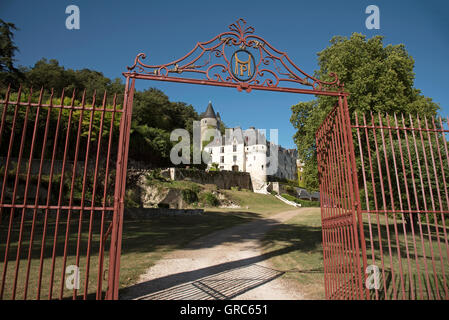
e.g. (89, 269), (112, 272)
(201, 101), (217, 119)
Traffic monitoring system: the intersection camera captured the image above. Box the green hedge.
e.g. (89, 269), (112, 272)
(281, 193), (320, 207)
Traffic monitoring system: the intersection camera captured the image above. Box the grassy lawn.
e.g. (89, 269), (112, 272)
(220, 189), (292, 217)
(0, 210), (257, 300)
(258, 207), (449, 300)
(261, 208), (325, 299)
(361, 213), (449, 300)
(0, 189), (293, 299)
(0, 211), (114, 300)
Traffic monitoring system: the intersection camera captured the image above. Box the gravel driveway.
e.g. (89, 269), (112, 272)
(121, 208), (306, 300)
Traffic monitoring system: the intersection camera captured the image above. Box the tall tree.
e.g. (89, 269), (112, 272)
(291, 33), (440, 191)
(130, 88), (200, 166)
(0, 19), (23, 88)
(25, 58), (68, 93)
(24, 58), (125, 100)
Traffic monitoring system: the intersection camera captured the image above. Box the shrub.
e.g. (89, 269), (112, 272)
(145, 169), (167, 184)
(298, 199), (320, 207)
(188, 183), (201, 194)
(282, 193), (297, 202)
(200, 192), (219, 207)
(181, 188), (198, 204)
(284, 185), (297, 196)
(209, 162), (220, 172)
(124, 189), (140, 208)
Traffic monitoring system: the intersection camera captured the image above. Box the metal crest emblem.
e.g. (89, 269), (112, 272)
(230, 49), (256, 82)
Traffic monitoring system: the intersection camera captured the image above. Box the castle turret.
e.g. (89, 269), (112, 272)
(200, 101), (218, 149)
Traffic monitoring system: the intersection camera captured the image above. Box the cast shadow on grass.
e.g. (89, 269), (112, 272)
(362, 219), (449, 261)
(368, 268), (448, 300)
(120, 210), (262, 254)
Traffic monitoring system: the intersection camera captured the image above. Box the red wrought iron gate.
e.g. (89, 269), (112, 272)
(0, 79), (134, 300)
(317, 95), (449, 300)
(316, 96), (368, 300)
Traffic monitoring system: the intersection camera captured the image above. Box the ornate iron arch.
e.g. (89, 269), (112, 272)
(124, 18), (345, 96)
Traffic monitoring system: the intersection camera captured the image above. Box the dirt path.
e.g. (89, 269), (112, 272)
(121, 208), (306, 300)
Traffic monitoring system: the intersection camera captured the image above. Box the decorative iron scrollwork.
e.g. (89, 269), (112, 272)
(126, 18), (344, 93)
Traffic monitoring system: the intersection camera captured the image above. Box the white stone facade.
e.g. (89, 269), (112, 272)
(200, 102), (298, 192)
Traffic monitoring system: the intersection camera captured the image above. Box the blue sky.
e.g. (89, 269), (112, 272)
(1, 0), (448, 149)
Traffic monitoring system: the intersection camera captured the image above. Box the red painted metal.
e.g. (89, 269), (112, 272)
(320, 96), (449, 299)
(0, 85), (132, 300)
(316, 99), (367, 300)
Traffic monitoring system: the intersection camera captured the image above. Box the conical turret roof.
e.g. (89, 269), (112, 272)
(201, 101), (217, 119)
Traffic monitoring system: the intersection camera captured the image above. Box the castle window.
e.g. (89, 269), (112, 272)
(261, 165), (264, 169)
(233, 155), (237, 162)
(233, 145), (237, 152)
(220, 156), (224, 163)
(221, 147), (224, 153)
